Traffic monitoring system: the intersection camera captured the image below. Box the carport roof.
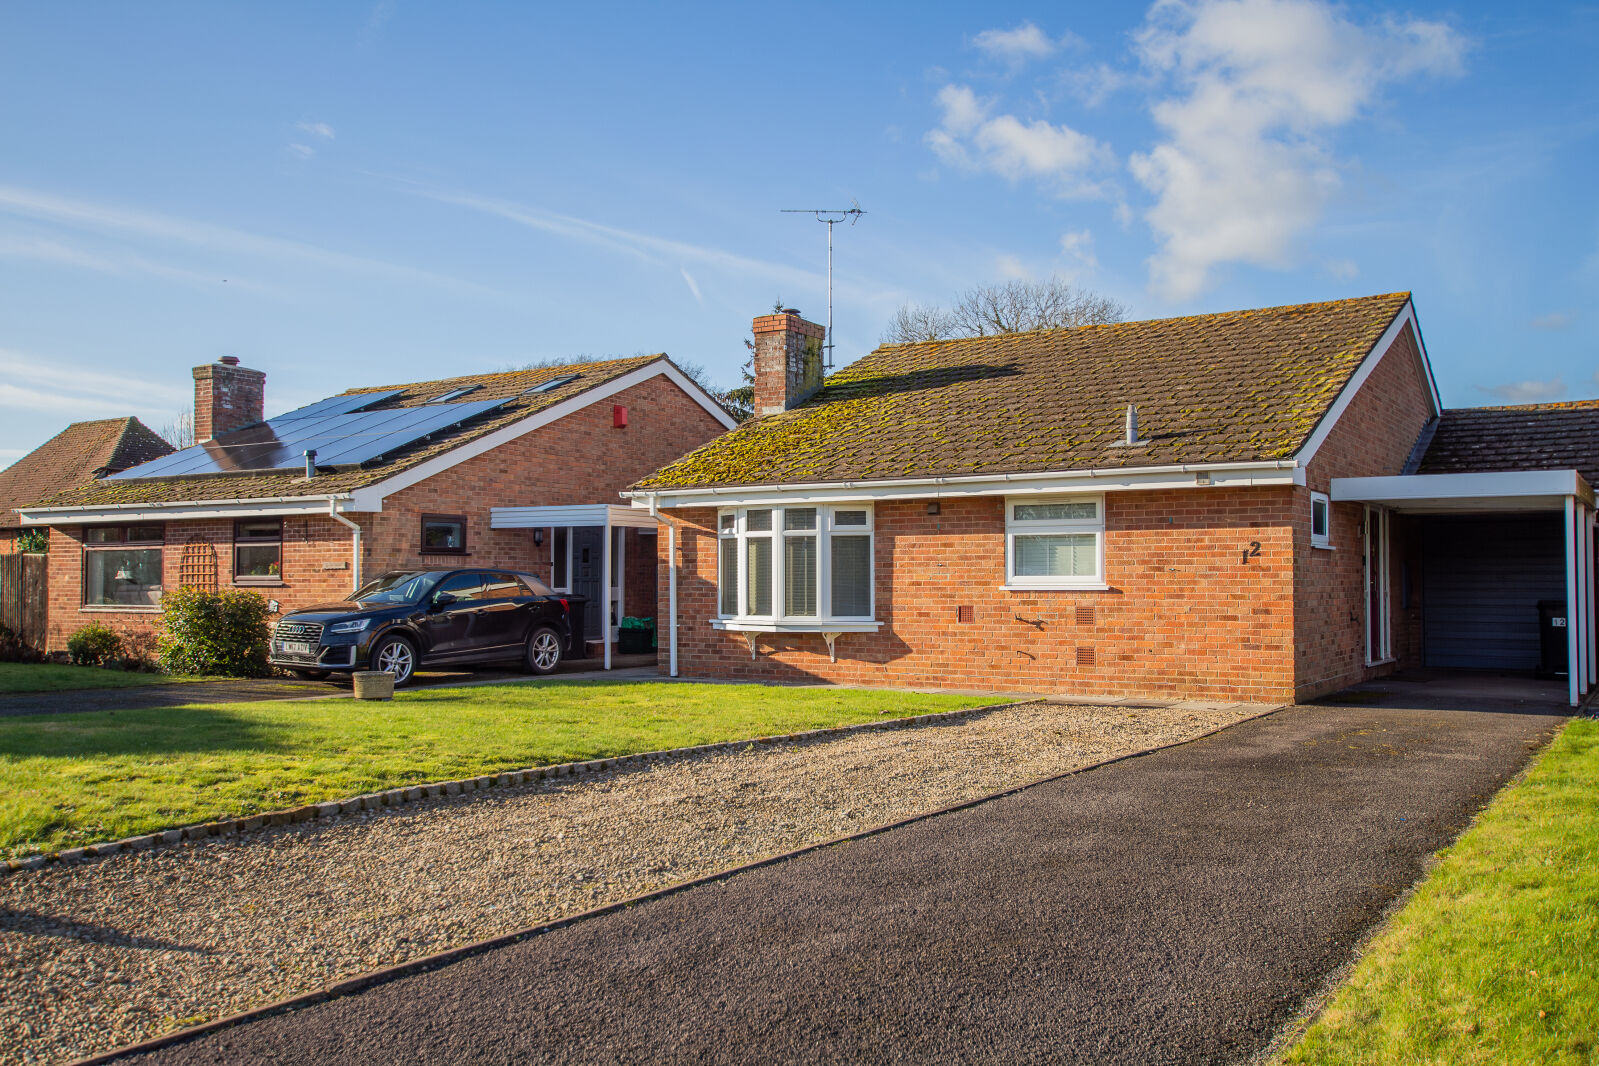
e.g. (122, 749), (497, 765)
(1418, 400), (1599, 487)
(1330, 469), (1593, 512)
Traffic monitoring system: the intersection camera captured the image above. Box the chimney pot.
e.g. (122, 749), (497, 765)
(751, 310), (826, 417)
(219, 355), (240, 367)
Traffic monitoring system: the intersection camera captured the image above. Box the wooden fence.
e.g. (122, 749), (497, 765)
(0, 553), (48, 651)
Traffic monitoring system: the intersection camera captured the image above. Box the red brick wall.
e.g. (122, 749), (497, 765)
(44, 374), (723, 654)
(659, 489), (1299, 701)
(0, 530), (16, 554)
(1293, 322), (1436, 699)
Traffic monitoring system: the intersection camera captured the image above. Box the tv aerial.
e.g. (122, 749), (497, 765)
(780, 201), (864, 369)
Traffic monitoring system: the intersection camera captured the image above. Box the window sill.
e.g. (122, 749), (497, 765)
(1365, 656), (1396, 668)
(234, 580), (285, 588)
(710, 619), (882, 634)
(419, 551), (471, 557)
(1001, 583), (1111, 592)
(1311, 542), (1336, 551)
(81, 604), (160, 614)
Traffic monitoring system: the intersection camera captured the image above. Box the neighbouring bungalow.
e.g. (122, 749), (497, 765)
(0, 417), (172, 554)
(628, 296), (1599, 706)
(19, 354), (735, 664)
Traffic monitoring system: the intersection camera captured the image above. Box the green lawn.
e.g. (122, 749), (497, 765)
(1281, 718), (1598, 1065)
(0, 681), (1003, 858)
(0, 662), (199, 694)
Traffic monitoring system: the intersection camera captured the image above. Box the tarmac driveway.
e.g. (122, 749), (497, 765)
(124, 700), (1565, 1066)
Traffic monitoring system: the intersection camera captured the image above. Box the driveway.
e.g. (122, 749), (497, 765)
(119, 700), (1565, 1066)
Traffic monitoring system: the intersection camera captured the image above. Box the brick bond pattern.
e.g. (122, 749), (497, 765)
(658, 329), (1438, 703)
(45, 376), (726, 653)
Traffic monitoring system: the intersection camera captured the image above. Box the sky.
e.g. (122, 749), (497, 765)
(0, 1), (1594, 465)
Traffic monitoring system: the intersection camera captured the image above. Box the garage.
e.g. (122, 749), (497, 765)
(1420, 513), (1566, 671)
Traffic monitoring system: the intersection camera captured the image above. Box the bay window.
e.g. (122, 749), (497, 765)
(1005, 494), (1105, 589)
(83, 524), (164, 607)
(717, 505), (873, 622)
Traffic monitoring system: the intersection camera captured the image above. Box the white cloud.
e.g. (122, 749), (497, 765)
(287, 143), (315, 159)
(1060, 229), (1098, 271)
(679, 266), (703, 304)
(296, 122), (335, 140)
(1325, 258), (1359, 280)
(926, 84), (1112, 197)
(0, 347), (186, 417)
(0, 232), (264, 289)
(973, 23), (1062, 64)
(994, 254), (1031, 280)
(1531, 311), (1574, 330)
(1478, 377), (1566, 404)
(1128, 0), (1468, 300)
(0, 183), (490, 294)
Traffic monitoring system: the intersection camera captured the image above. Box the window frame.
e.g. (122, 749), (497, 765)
(419, 513), (468, 555)
(81, 523), (165, 609)
(232, 518), (284, 586)
(1310, 491), (1332, 549)
(716, 504), (875, 624)
(1003, 493), (1106, 590)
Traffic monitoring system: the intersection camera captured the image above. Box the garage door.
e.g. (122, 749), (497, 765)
(1421, 514), (1565, 670)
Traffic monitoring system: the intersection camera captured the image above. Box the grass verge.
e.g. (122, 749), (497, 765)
(1280, 718), (1598, 1065)
(0, 662), (198, 695)
(0, 681), (1004, 858)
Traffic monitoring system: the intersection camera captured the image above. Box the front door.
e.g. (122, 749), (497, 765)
(572, 527), (604, 641)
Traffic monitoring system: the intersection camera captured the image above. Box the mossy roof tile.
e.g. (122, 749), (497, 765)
(635, 292), (1411, 491)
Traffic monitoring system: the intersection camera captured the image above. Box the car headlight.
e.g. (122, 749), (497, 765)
(329, 618), (372, 634)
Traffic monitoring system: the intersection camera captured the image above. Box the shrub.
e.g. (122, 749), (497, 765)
(158, 588), (271, 677)
(67, 623), (125, 667)
(0, 622), (43, 663)
(15, 528), (47, 554)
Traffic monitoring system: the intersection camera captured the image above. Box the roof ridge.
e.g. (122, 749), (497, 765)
(870, 291), (1412, 354)
(1444, 398), (1599, 414)
(349, 353), (664, 397)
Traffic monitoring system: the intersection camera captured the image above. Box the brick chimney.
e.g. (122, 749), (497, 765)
(751, 309), (825, 417)
(193, 356), (265, 442)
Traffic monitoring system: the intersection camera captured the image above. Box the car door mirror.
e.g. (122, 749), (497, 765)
(431, 591), (459, 611)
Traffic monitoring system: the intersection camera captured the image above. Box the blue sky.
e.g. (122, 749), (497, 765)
(0, 1), (1594, 464)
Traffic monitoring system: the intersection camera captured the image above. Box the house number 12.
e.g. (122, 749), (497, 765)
(1241, 541), (1261, 565)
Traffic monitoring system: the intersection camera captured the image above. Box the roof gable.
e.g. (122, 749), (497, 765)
(636, 292), (1412, 492)
(0, 418), (175, 526)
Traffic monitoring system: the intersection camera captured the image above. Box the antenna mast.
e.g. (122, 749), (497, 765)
(780, 201), (864, 370)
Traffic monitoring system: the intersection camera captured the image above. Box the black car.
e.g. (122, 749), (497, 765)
(269, 569), (576, 685)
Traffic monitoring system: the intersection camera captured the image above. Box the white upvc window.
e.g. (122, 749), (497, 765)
(717, 505), (874, 622)
(1004, 494), (1105, 590)
(1310, 491), (1332, 549)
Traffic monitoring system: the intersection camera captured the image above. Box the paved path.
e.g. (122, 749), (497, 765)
(124, 701), (1565, 1066)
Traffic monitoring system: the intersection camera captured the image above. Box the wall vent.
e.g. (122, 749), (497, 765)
(956, 604), (975, 624)
(1076, 646), (1097, 667)
(1075, 604), (1095, 626)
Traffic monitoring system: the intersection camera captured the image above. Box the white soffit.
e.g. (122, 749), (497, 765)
(1329, 470), (1593, 512)
(492, 504), (659, 529)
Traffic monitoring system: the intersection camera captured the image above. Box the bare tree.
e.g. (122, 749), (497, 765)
(160, 408), (195, 449)
(881, 277), (1126, 344)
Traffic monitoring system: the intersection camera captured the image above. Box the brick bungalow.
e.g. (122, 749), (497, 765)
(628, 295), (1598, 705)
(19, 354), (735, 663)
(0, 418), (172, 554)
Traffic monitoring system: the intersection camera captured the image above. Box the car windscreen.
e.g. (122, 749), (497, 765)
(350, 571), (444, 605)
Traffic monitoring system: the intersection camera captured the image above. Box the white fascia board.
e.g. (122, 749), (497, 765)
(18, 495), (351, 526)
(347, 360), (736, 513)
(627, 460), (1301, 510)
(1331, 470), (1594, 509)
(492, 504), (659, 529)
(1295, 299), (1440, 469)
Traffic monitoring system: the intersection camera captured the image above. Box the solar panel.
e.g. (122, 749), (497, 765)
(108, 397), (515, 479)
(274, 389), (407, 421)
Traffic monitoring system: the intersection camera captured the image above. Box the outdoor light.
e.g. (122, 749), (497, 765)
(533, 528), (544, 546)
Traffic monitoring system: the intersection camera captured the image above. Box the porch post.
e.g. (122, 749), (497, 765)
(1566, 496), (1579, 706)
(602, 512), (612, 671)
(667, 521), (679, 677)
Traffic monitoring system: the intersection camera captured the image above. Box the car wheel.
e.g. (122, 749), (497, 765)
(524, 626), (563, 675)
(289, 668), (330, 681)
(371, 635), (417, 686)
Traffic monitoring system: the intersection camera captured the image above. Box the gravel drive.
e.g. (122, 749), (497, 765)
(0, 697), (1263, 1065)
(123, 701), (1565, 1066)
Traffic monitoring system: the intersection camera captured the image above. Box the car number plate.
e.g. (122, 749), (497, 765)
(280, 641), (314, 656)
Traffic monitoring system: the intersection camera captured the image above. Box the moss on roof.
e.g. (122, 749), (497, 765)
(1, 418), (174, 523)
(634, 292), (1412, 491)
(33, 355), (665, 509)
